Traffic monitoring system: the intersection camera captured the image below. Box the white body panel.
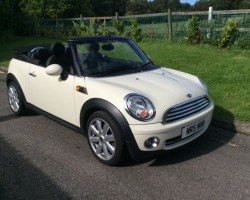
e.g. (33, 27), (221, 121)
(28, 65), (77, 125)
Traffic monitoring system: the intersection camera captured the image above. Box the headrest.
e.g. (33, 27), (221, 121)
(88, 43), (99, 52)
(37, 48), (50, 60)
(50, 43), (65, 56)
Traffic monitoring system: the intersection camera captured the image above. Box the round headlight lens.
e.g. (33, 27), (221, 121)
(124, 94), (155, 121)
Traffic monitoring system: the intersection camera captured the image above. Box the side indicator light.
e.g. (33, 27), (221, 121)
(76, 85), (81, 91)
(75, 85), (88, 94)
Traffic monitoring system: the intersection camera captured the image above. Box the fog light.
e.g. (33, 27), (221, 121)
(144, 137), (160, 149)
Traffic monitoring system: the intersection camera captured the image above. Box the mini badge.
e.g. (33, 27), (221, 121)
(186, 93), (192, 98)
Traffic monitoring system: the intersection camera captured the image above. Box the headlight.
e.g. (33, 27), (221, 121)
(198, 77), (208, 93)
(124, 94), (156, 121)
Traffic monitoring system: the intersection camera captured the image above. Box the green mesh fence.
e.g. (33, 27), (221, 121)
(35, 9), (250, 43)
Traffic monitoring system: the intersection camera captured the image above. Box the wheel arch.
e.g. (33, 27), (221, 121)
(6, 73), (17, 85)
(6, 73), (27, 102)
(80, 98), (135, 143)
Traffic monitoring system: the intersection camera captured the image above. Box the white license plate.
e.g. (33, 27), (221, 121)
(182, 119), (205, 139)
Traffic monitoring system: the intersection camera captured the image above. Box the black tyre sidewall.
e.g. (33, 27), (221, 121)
(86, 111), (126, 166)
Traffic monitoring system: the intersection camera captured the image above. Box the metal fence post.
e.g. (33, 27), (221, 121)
(168, 9), (172, 41)
(80, 14), (83, 24)
(115, 12), (119, 21)
(207, 7), (213, 39)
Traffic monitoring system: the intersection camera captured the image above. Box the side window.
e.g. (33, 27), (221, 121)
(76, 44), (89, 66)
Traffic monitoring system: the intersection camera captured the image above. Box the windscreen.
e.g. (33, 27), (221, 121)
(74, 38), (157, 77)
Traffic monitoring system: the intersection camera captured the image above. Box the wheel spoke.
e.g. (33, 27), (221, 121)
(104, 141), (115, 154)
(14, 102), (19, 111)
(105, 134), (114, 142)
(15, 97), (19, 103)
(96, 142), (103, 154)
(89, 136), (100, 143)
(9, 87), (14, 94)
(90, 125), (100, 136)
(96, 120), (103, 133)
(102, 143), (110, 159)
(103, 123), (109, 135)
(8, 92), (14, 99)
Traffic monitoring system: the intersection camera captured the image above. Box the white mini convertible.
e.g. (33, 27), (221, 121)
(7, 36), (214, 165)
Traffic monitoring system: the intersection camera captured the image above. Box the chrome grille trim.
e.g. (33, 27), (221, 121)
(163, 96), (210, 123)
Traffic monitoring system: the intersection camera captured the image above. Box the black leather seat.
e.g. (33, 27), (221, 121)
(46, 43), (71, 73)
(36, 48), (50, 66)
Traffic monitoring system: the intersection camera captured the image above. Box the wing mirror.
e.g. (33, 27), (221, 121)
(45, 64), (63, 76)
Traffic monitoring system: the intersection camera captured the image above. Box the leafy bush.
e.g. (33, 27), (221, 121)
(218, 20), (239, 48)
(97, 20), (110, 36)
(70, 21), (87, 37)
(70, 19), (97, 37)
(185, 16), (200, 44)
(130, 18), (143, 42)
(112, 19), (125, 36)
(87, 18), (97, 36)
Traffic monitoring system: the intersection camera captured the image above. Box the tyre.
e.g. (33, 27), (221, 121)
(86, 111), (127, 166)
(7, 81), (27, 116)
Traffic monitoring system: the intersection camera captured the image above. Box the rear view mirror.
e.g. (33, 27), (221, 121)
(102, 43), (114, 51)
(45, 64), (63, 76)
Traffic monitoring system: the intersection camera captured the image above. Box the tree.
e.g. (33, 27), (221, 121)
(90, 0), (127, 16)
(180, 3), (192, 11)
(20, 0), (93, 18)
(126, 0), (150, 15)
(194, 0), (243, 11)
(150, 0), (182, 13)
(239, 0), (250, 8)
(0, 0), (29, 40)
(193, 0), (212, 11)
(64, 0), (93, 17)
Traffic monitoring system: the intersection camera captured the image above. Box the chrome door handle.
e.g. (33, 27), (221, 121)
(29, 72), (36, 77)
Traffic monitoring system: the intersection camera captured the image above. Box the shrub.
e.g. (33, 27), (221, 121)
(70, 19), (97, 37)
(112, 19), (125, 36)
(185, 16), (200, 44)
(97, 20), (110, 36)
(218, 20), (239, 48)
(70, 21), (88, 36)
(130, 18), (143, 42)
(87, 18), (96, 36)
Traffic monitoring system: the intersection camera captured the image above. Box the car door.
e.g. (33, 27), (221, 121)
(28, 66), (78, 125)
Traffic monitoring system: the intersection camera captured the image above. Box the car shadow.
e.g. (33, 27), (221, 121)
(0, 114), (19, 123)
(121, 105), (236, 167)
(0, 135), (72, 200)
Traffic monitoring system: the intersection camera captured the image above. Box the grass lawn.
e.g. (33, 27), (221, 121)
(0, 37), (249, 122)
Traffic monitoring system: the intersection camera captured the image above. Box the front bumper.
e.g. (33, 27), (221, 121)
(129, 103), (214, 151)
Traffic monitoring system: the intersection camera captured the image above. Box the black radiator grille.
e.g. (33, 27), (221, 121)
(164, 96), (210, 123)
